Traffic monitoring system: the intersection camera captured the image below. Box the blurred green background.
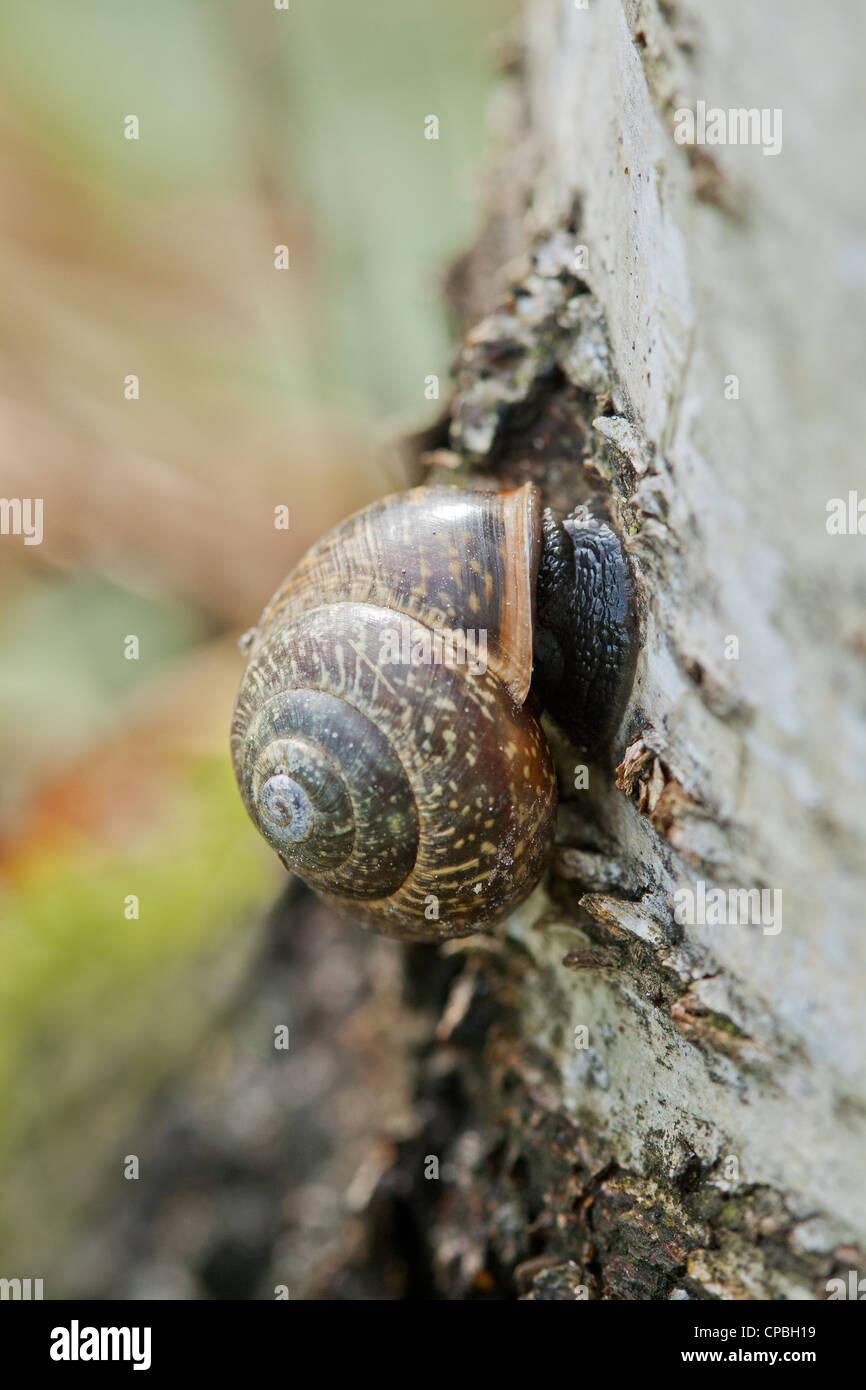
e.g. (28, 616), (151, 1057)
(0, 0), (515, 1286)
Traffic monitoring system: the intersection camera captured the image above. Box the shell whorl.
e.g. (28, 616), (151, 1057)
(231, 484), (557, 940)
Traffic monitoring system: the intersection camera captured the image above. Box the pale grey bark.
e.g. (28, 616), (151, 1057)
(418, 0), (866, 1298)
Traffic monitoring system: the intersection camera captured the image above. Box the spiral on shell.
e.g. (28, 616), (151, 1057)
(231, 483), (558, 941)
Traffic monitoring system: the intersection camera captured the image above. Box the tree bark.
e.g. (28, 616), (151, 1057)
(362, 0), (866, 1300)
(76, 0), (866, 1301)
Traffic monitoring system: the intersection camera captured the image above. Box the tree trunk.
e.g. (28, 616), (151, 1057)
(356, 0), (866, 1301)
(79, 0), (866, 1301)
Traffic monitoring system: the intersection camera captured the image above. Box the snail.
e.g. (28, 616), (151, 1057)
(231, 483), (638, 941)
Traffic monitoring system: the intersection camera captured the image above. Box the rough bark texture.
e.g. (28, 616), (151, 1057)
(73, 0), (865, 1301)
(386, 0), (866, 1300)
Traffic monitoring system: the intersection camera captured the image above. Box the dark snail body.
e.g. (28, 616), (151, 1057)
(231, 483), (637, 940)
(533, 509), (638, 756)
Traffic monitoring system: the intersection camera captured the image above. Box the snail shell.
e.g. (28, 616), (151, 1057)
(231, 483), (557, 941)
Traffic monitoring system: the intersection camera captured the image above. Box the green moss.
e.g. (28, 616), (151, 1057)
(0, 754), (276, 1163)
(704, 1010), (746, 1038)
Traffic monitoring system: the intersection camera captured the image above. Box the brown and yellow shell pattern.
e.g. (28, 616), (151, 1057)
(230, 484), (557, 941)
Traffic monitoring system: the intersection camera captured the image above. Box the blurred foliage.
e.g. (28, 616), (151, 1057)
(0, 0), (508, 419)
(0, 0), (516, 1280)
(0, 757), (271, 1272)
(0, 572), (204, 818)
